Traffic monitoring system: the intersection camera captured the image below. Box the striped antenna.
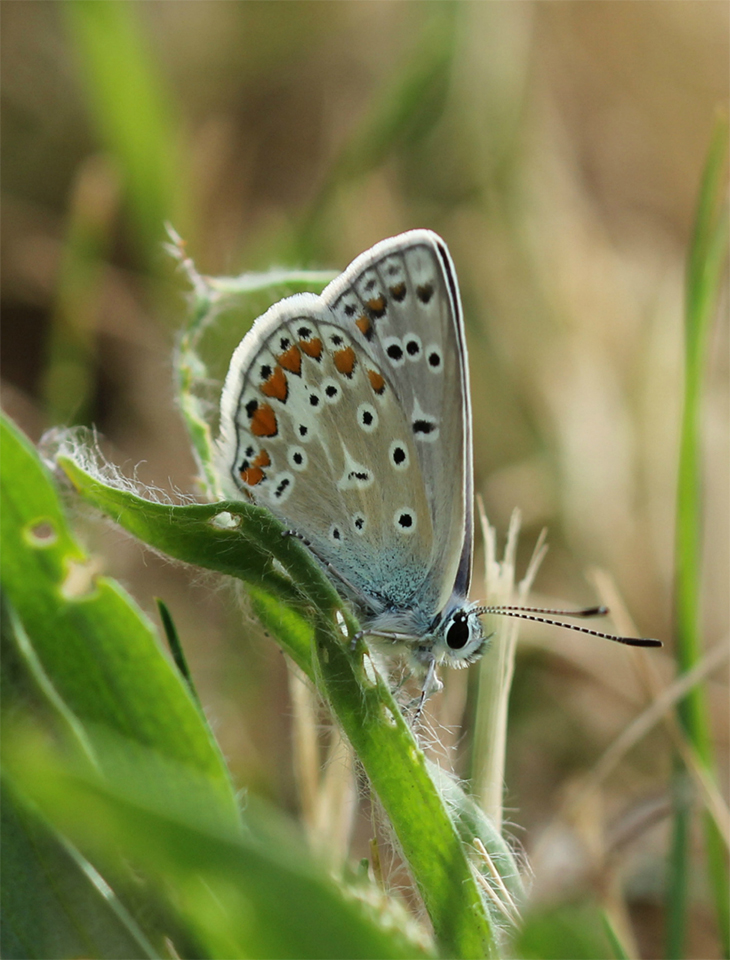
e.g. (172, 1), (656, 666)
(472, 604), (662, 648)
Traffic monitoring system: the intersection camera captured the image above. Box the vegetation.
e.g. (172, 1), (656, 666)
(2, 4), (727, 957)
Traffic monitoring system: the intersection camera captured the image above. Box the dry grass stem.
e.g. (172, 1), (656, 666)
(472, 502), (547, 828)
(289, 664), (357, 866)
(473, 836), (522, 924)
(288, 665), (321, 835)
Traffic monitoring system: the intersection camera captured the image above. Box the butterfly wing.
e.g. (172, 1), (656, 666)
(218, 231), (472, 626)
(218, 293), (438, 618)
(323, 231), (473, 614)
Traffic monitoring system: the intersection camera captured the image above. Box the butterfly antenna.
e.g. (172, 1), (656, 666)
(472, 604), (662, 648)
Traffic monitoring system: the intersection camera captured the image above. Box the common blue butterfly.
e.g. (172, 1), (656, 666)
(217, 231), (659, 701)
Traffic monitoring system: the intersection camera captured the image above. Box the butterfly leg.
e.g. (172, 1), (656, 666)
(413, 658), (442, 722)
(352, 627), (421, 653)
(360, 629), (423, 642)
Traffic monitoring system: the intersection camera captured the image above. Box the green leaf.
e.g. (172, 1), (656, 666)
(513, 902), (614, 960)
(56, 449), (340, 667)
(5, 738), (429, 960)
(427, 760), (525, 915)
(0, 414), (239, 831)
(1, 777), (159, 960)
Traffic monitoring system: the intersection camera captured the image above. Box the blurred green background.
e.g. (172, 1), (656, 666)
(2, 2), (727, 957)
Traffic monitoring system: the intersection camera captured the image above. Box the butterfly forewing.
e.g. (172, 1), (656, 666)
(324, 232), (472, 613)
(218, 230), (472, 627)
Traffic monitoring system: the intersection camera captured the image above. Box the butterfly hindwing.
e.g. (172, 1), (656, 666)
(219, 296), (436, 615)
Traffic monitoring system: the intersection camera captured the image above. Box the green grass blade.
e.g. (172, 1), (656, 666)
(156, 598), (200, 706)
(600, 909), (631, 960)
(667, 796), (691, 960)
(309, 622), (497, 958)
(62, 0), (188, 265)
(41, 157), (118, 426)
(676, 112), (729, 729)
(668, 112), (729, 959)
(297, 5), (458, 256)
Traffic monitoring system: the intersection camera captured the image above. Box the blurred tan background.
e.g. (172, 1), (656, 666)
(2, 3), (727, 956)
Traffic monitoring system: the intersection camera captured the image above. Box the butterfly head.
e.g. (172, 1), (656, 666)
(427, 603), (489, 669)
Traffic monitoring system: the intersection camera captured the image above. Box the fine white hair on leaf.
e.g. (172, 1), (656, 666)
(40, 426), (197, 507)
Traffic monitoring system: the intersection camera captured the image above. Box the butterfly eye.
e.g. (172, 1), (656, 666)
(445, 613), (470, 650)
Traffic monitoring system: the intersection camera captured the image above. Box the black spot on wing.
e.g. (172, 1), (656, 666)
(416, 283), (434, 304)
(413, 419), (436, 435)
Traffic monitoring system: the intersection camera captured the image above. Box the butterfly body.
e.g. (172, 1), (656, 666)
(218, 231), (488, 684)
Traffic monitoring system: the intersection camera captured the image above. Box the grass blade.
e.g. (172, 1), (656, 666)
(668, 112), (729, 959)
(63, 0), (188, 265)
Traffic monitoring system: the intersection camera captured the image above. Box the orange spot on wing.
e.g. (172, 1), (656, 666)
(389, 283), (406, 301)
(240, 448), (270, 485)
(333, 345), (357, 377)
(240, 465), (265, 486)
(277, 345), (302, 375)
(260, 365), (288, 401)
(355, 316), (372, 337)
(367, 295), (386, 317)
(367, 369), (385, 395)
(250, 404), (278, 437)
(300, 337), (323, 359)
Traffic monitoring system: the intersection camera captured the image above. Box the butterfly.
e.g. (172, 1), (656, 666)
(217, 231), (660, 701)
